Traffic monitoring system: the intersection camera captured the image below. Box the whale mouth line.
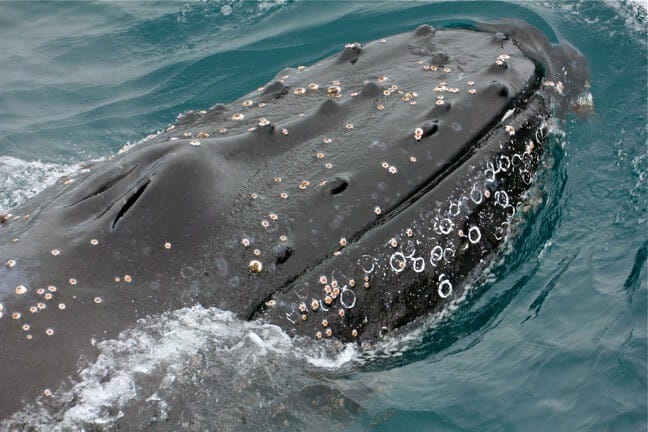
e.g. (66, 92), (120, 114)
(249, 69), (545, 320)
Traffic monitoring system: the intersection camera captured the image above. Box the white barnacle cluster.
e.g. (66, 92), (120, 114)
(249, 260), (263, 273)
(433, 81), (459, 94)
(298, 273), (359, 340)
(402, 91), (417, 103)
(380, 161), (398, 174)
(327, 85), (341, 98)
(4, 237), (124, 339)
(466, 80), (477, 95)
(258, 118), (270, 127)
(495, 53), (510, 66)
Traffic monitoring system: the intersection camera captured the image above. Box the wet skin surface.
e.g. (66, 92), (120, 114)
(0, 20), (587, 418)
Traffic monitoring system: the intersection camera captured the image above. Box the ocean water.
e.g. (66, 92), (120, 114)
(0, 1), (646, 431)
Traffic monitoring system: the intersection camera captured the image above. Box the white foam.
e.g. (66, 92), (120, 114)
(3, 305), (358, 430)
(603, 0), (647, 35)
(0, 124), (170, 214)
(305, 342), (359, 368)
(627, 0), (648, 10)
(0, 156), (80, 213)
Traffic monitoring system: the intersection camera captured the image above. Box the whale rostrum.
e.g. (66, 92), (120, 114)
(0, 20), (588, 418)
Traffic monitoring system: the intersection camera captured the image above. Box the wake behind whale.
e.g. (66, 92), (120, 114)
(0, 19), (589, 424)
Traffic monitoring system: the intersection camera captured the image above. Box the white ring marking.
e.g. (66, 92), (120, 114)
(468, 226), (481, 244)
(389, 252), (407, 273)
(438, 279), (453, 298)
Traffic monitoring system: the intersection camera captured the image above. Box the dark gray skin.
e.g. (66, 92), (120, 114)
(0, 20), (587, 419)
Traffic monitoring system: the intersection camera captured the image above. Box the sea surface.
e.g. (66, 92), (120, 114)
(0, 1), (646, 431)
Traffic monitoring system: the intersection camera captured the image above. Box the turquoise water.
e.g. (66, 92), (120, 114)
(0, 1), (646, 430)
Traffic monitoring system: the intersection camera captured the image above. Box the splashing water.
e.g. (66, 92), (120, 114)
(5, 306), (360, 431)
(0, 157), (79, 213)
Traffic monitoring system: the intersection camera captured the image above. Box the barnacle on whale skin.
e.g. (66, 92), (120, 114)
(0, 19), (588, 419)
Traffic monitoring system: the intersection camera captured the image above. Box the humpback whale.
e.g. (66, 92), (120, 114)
(0, 19), (588, 419)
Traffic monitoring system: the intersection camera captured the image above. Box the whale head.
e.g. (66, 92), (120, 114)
(0, 20), (587, 418)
